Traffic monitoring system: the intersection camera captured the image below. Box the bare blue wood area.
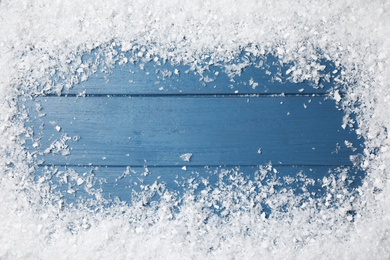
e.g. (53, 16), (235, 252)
(30, 96), (357, 167)
(25, 49), (364, 210)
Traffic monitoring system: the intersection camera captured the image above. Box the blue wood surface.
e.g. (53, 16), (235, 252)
(36, 165), (363, 207)
(25, 50), (364, 209)
(28, 95), (359, 167)
(61, 53), (337, 96)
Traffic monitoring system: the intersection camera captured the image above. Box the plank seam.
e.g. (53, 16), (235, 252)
(37, 164), (354, 168)
(39, 93), (334, 98)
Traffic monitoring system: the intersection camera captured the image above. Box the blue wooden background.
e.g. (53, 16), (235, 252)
(25, 50), (364, 210)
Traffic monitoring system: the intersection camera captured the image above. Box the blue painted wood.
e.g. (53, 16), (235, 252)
(26, 95), (360, 167)
(25, 50), (364, 211)
(61, 53), (337, 96)
(36, 165), (364, 209)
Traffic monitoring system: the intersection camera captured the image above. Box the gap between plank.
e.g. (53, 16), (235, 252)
(36, 164), (353, 168)
(41, 92), (335, 98)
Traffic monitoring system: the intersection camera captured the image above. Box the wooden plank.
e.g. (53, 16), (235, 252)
(26, 95), (361, 167)
(61, 54), (336, 95)
(36, 165), (364, 206)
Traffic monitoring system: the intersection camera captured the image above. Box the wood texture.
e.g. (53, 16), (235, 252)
(27, 95), (360, 167)
(36, 165), (364, 205)
(63, 54), (337, 95)
(25, 51), (364, 206)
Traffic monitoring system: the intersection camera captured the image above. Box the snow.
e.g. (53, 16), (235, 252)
(180, 153), (193, 162)
(0, 0), (390, 259)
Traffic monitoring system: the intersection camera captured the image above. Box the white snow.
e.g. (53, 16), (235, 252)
(0, 0), (390, 259)
(333, 90), (342, 103)
(180, 153), (192, 162)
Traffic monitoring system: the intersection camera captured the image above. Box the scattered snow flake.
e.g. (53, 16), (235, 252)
(333, 90), (342, 103)
(257, 148), (262, 154)
(77, 178), (84, 186)
(344, 140), (357, 151)
(67, 188), (75, 194)
(180, 153), (192, 162)
(249, 77), (259, 89)
(203, 76), (215, 83)
(181, 166), (187, 171)
(44, 135), (71, 156)
(77, 90), (87, 97)
(38, 177), (45, 184)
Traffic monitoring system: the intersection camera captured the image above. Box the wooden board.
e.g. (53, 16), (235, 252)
(61, 54), (337, 95)
(35, 165), (364, 207)
(25, 51), (364, 207)
(27, 95), (359, 167)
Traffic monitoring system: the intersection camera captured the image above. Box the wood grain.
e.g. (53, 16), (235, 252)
(62, 54), (337, 95)
(36, 165), (364, 205)
(27, 95), (361, 167)
(25, 52), (363, 206)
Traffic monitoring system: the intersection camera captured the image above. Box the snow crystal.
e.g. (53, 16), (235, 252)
(333, 90), (342, 103)
(180, 153), (192, 162)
